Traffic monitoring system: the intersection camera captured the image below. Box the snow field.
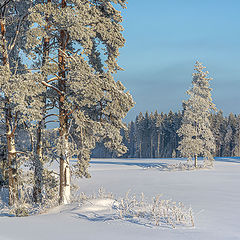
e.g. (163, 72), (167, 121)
(0, 158), (240, 240)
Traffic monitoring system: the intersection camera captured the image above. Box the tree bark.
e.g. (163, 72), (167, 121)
(194, 154), (197, 168)
(33, 123), (44, 203)
(58, 0), (70, 205)
(0, 147), (8, 184)
(6, 103), (18, 206)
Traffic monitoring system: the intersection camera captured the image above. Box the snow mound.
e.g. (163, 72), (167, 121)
(80, 198), (117, 212)
(69, 190), (194, 228)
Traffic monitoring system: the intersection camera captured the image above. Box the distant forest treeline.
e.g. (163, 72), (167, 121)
(92, 110), (240, 158)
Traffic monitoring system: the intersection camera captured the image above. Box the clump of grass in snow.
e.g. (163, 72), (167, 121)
(0, 185), (195, 228)
(115, 190), (194, 228)
(74, 188), (195, 228)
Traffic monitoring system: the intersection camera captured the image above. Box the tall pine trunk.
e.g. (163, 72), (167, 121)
(6, 101), (18, 206)
(33, 0), (51, 203)
(1, 147), (8, 184)
(33, 124), (44, 203)
(1, 18), (18, 206)
(58, 0), (70, 204)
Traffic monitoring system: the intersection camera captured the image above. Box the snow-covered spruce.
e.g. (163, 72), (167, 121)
(177, 61), (216, 167)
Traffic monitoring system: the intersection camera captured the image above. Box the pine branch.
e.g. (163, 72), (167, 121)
(42, 113), (59, 120)
(41, 80), (63, 96)
(45, 120), (59, 124)
(46, 76), (59, 83)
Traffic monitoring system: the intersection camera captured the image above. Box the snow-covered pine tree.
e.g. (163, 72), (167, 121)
(142, 112), (151, 158)
(148, 112), (155, 158)
(154, 111), (162, 158)
(222, 113), (236, 156)
(210, 110), (226, 157)
(0, 0), (46, 205)
(177, 61), (216, 167)
(0, 0), (19, 205)
(163, 110), (178, 157)
(135, 112), (144, 158)
(32, 0), (52, 204)
(233, 115), (240, 156)
(223, 125), (233, 157)
(27, 0), (134, 204)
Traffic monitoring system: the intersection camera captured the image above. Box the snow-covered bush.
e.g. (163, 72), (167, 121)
(74, 189), (194, 228)
(115, 191), (194, 228)
(0, 168), (59, 217)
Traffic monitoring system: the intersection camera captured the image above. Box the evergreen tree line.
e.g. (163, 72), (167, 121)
(92, 110), (240, 159)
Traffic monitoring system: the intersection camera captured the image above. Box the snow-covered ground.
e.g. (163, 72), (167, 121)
(1, 157), (240, 240)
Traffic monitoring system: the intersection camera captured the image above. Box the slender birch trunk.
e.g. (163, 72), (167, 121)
(58, 0), (70, 204)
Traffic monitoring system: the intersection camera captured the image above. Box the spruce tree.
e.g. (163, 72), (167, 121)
(153, 110), (162, 158)
(210, 110), (226, 157)
(135, 112), (144, 158)
(233, 116), (240, 156)
(177, 61), (216, 167)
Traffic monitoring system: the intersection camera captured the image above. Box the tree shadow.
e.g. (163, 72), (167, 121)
(90, 157), (240, 170)
(90, 160), (169, 169)
(214, 157), (240, 164)
(71, 211), (155, 228)
(0, 212), (14, 217)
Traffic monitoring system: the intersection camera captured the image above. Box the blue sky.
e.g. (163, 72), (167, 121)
(116, 0), (240, 122)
